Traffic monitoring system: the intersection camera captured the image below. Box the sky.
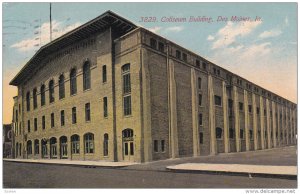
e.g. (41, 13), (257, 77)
(2, 2), (297, 124)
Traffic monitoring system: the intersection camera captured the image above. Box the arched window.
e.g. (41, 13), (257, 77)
(60, 136), (68, 158)
(33, 88), (37, 109)
(50, 137), (57, 158)
(34, 139), (39, 155)
(40, 84), (45, 106)
(71, 134), (80, 154)
(70, 68), (77, 95)
(103, 133), (109, 156)
(83, 62), (91, 90)
(122, 128), (134, 138)
(26, 92), (30, 111)
(49, 80), (55, 103)
(27, 140), (32, 155)
(59, 74), (65, 99)
(84, 133), (94, 154)
(216, 127), (223, 139)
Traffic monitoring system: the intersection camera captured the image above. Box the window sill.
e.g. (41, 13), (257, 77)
(123, 115), (132, 118)
(59, 97), (65, 101)
(215, 105), (222, 108)
(72, 153), (80, 155)
(83, 88), (91, 92)
(70, 93), (77, 97)
(84, 153), (94, 155)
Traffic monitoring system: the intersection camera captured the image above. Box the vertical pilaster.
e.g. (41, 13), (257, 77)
(252, 93), (258, 150)
(277, 104), (281, 146)
(191, 68), (200, 156)
(293, 108), (297, 144)
(289, 108), (292, 145)
(68, 137), (72, 160)
(282, 106), (286, 145)
(266, 99), (271, 149)
(46, 141), (50, 159)
(233, 86), (240, 152)
(272, 101), (277, 147)
(222, 81), (229, 153)
(244, 90), (250, 151)
(168, 61), (179, 158)
(259, 96), (265, 149)
(208, 75), (216, 155)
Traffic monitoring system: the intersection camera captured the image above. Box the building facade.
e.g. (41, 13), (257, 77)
(3, 124), (14, 158)
(10, 11), (297, 163)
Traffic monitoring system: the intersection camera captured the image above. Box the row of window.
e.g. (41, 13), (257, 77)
(27, 101), (108, 132)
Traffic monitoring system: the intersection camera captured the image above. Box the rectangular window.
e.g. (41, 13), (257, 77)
(200, 132), (203, 144)
(202, 63), (207, 70)
(154, 140), (158, 152)
(150, 38), (157, 49)
(61, 110), (65, 126)
(161, 140), (165, 152)
(199, 113), (203, 126)
(34, 118), (37, 131)
(27, 120), (30, 133)
(182, 53), (187, 61)
(249, 130), (253, 140)
(51, 113), (54, 128)
(103, 97), (108, 117)
(196, 60), (200, 68)
(123, 74), (131, 94)
(123, 96), (132, 116)
(239, 102), (244, 111)
(214, 95), (222, 106)
(229, 128), (235, 139)
(72, 107), (77, 124)
(198, 77), (202, 90)
(130, 142), (134, 155)
(198, 94), (202, 106)
(85, 103), (91, 121)
(240, 129), (244, 139)
(176, 50), (181, 59)
(102, 65), (107, 83)
(257, 107), (260, 114)
(42, 116), (45, 130)
(248, 105), (252, 113)
(158, 42), (164, 52)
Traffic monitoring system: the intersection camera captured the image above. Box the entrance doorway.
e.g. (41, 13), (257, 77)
(122, 129), (134, 162)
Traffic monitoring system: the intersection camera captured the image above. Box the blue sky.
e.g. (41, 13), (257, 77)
(2, 2), (297, 123)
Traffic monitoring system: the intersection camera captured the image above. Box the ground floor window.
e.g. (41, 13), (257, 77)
(50, 137), (57, 158)
(103, 133), (109, 156)
(34, 139), (39, 155)
(60, 136), (68, 158)
(42, 141), (47, 157)
(84, 133), (94, 154)
(27, 140), (32, 155)
(71, 135), (80, 154)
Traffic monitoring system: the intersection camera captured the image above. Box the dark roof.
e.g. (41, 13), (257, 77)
(10, 10), (137, 86)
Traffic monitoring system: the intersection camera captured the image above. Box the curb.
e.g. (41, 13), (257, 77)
(166, 168), (297, 180)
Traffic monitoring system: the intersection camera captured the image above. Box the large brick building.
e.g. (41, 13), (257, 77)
(10, 11), (297, 163)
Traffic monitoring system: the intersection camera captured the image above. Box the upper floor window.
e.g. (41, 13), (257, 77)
(240, 129), (244, 139)
(72, 107), (77, 124)
(103, 97), (108, 117)
(248, 105), (252, 113)
(158, 42), (164, 52)
(150, 38), (157, 49)
(214, 95), (222, 106)
(70, 68), (77, 95)
(239, 102), (244, 111)
(42, 115), (45, 129)
(27, 120), (31, 133)
(33, 88), (37, 109)
(83, 62), (91, 91)
(122, 63), (131, 94)
(26, 92), (30, 111)
(199, 113), (203, 126)
(102, 65), (107, 83)
(202, 63), (207, 70)
(196, 60), (200, 68)
(176, 50), (181, 59)
(198, 94), (202, 106)
(85, 103), (91, 121)
(198, 77), (202, 90)
(103, 133), (109, 156)
(60, 110), (65, 126)
(41, 84), (45, 106)
(34, 118), (37, 131)
(59, 74), (65, 99)
(49, 80), (55, 103)
(123, 96), (132, 116)
(51, 113), (54, 128)
(182, 53), (187, 62)
(229, 128), (235, 139)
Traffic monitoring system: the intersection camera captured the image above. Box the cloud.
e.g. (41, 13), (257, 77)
(259, 29), (282, 39)
(11, 20), (81, 52)
(211, 20), (262, 49)
(165, 26), (184, 32)
(148, 26), (162, 33)
(207, 35), (215, 41)
(285, 16), (289, 26)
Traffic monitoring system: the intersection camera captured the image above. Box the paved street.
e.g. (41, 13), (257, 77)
(3, 146), (297, 188)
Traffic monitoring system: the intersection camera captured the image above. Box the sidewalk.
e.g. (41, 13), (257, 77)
(3, 158), (138, 168)
(166, 163), (297, 179)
